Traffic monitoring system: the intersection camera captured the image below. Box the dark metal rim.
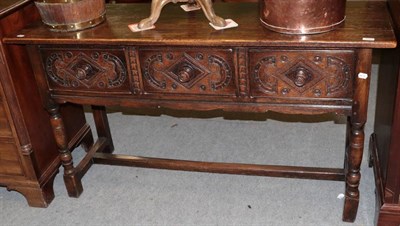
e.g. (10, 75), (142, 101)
(260, 17), (346, 35)
(35, 0), (84, 3)
(43, 12), (106, 32)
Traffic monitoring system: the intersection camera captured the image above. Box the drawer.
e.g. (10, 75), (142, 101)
(0, 140), (23, 176)
(0, 102), (13, 138)
(138, 48), (236, 97)
(40, 47), (130, 94)
(248, 49), (354, 100)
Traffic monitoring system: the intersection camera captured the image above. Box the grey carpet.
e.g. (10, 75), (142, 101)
(0, 64), (380, 226)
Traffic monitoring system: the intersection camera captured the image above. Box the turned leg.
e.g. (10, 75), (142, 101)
(48, 104), (83, 198)
(343, 49), (372, 222)
(92, 105), (114, 153)
(343, 117), (365, 221)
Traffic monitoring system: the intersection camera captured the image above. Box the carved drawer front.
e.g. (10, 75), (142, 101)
(138, 48), (236, 96)
(40, 48), (130, 94)
(0, 141), (23, 176)
(248, 49), (354, 99)
(0, 102), (13, 138)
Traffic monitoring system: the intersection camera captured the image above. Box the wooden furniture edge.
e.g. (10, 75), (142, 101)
(0, 0), (32, 18)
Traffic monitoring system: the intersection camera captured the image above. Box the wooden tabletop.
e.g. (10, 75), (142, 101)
(0, 0), (30, 18)
(3, 1), (397, 48)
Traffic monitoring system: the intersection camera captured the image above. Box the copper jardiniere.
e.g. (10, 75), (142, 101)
(260, 0), (347, 34)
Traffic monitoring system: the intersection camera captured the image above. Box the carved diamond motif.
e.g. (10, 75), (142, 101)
(166, 53), (210, 89)
(281, 59), (323, 93)
(66, 54), (104, 84)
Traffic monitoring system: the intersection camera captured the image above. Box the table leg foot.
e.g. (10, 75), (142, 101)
(342, 196), (359, 222)
(63, 174), (83, 198)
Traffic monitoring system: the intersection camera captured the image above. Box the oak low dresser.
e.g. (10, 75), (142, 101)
(3, 2), (396, 222)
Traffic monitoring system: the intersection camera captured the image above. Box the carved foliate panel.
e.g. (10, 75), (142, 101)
(138, 48), (236, 96)
(41, 48), (130, 93)
(249, 50), (354, 99)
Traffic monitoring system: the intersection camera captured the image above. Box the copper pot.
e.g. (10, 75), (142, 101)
(260, 0), (346, 34)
